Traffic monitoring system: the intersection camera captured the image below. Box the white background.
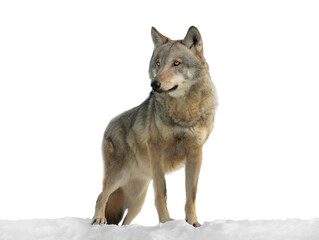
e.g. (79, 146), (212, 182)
(0, 0), (318, 226)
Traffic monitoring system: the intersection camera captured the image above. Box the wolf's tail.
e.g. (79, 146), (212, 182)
(105, 187), (126, 225)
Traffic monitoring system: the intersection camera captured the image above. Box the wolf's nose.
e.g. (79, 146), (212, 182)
(151, 81), (161, 91)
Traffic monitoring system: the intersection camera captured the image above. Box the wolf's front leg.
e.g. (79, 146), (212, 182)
(149, 143), (172, 223)
(185, 148), (202, 227)
(152, 164), (172, 223)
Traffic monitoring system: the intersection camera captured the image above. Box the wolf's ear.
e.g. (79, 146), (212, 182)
(182, 26), (203, 58)
(151, 27), (170, 48)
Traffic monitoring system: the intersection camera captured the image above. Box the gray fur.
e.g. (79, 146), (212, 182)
(92, 26), (218, 227)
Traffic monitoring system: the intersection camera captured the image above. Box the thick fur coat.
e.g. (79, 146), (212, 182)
(92, 26), (218, 227)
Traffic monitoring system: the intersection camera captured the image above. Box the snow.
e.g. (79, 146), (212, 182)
(0, 218), (318, 240)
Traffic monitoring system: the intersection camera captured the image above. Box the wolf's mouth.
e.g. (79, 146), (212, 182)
(167, 85), (178, 92)
(153, 85), (178, 94)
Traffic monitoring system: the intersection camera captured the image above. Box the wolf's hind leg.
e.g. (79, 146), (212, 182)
(92, 189), (117, 224)
(92, 172), (125, 225)
(122, 178), (150, 225)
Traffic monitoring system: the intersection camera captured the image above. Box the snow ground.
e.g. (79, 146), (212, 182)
(0, 218), (318, 240)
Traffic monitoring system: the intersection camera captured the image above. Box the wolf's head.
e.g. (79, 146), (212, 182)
(149, 26), (208, 98)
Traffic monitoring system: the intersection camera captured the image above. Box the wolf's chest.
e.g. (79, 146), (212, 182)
(160, 127), (209, 172)
(161, 134), (187, 172)
(161, 124), (210, 147)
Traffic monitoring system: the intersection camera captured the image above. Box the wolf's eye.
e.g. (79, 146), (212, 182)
(173, 61), (180, 66)
(156, 60), (160, 66)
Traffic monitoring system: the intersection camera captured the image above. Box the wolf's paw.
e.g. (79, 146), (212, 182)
(91, 216), (107, 225)
(192, 221), (201, 228)
(186, 219), (201, 227)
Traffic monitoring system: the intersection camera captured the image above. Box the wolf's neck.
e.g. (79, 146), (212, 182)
(158, 76), (216, 127)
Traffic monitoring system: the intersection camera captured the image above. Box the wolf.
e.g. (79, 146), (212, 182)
(92, 26), (218, 227)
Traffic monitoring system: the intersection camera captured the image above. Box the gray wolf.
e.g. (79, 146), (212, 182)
(92, 26), (218, 227)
